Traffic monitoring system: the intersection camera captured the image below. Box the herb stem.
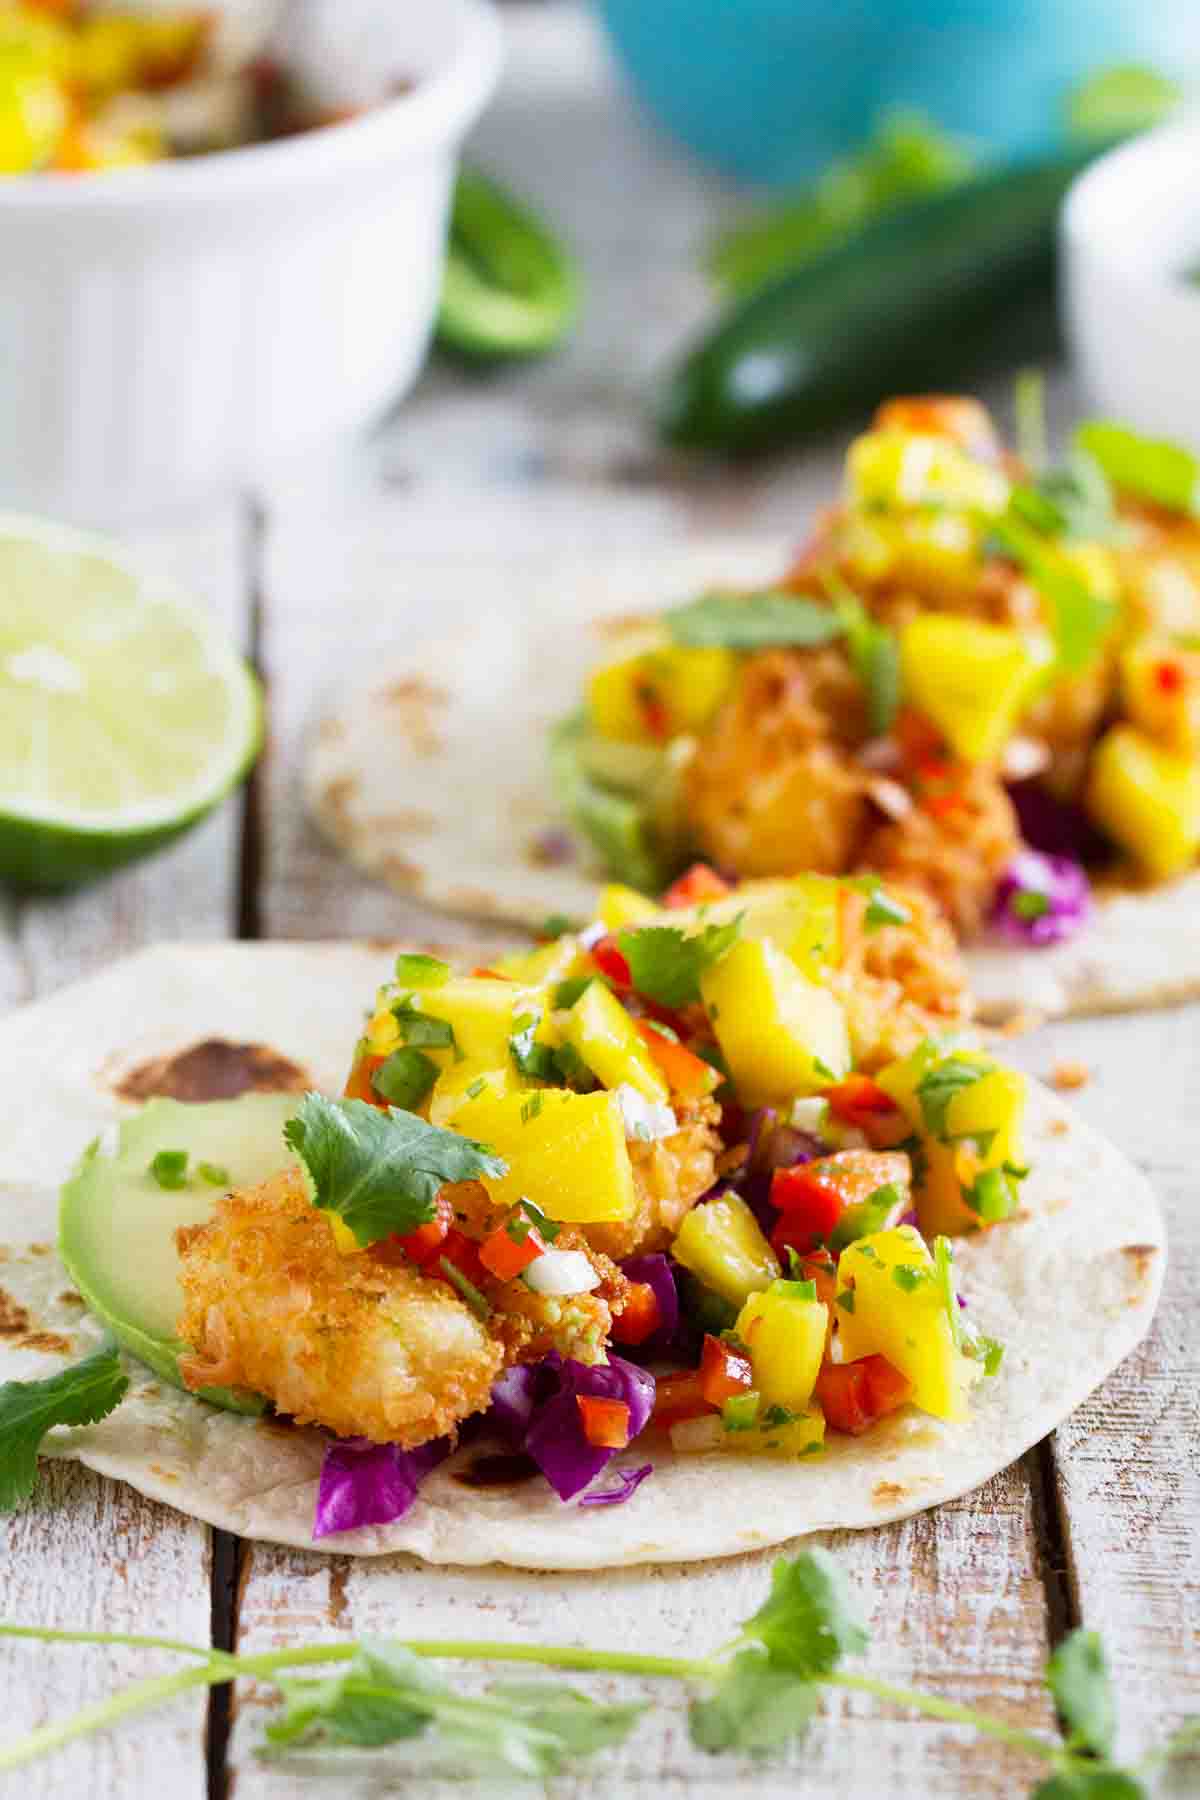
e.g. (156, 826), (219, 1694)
(0, 1664), (220, 1773)
(827, 1672), (1058, 1762)
(0, 1623), (225, 1660)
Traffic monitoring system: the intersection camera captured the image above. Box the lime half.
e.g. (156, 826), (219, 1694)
(0, 514), (261, 888)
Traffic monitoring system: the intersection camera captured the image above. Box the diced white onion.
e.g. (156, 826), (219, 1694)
(523, 1249), (601, 1297)
(789, 1097), (830, 1137)
(578, 921), (606, 950)
(615, 1084), (677, 1143)
(670, 1415), (723, 1454)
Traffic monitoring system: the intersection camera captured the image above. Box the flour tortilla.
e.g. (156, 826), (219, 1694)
(303, 537), (1200, 1023)
(0, 942), (1164, 1568)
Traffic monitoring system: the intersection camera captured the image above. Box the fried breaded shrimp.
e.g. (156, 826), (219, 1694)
(176, 1166), (502, 1447)
(685, 648), (870, 878)
(583, 1096), (722, 1261)
(830, 883), (972, 1070)
(859, 763), (1020, 939)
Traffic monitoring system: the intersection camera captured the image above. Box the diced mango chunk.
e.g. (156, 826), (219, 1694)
(395, 977), (551, 1071)
(735, 1282), (828, 1413)
(836, 1227), (973, 1421)
(493, 938), (584, 987)
(427, 1063), (513, 1128)
(665, 874), (842, 976)
(672, 1192), (780, 1308)
(700, 937), (850, 1106)
(589, 633), (736, 745)
(877, 1041), (1027, 1238)
(672, 1402), (826, 1459)
(900, 614), (1051, 764)
(1086, 723), (1200, 880)
(1121, 639), (1200, 757)
(563, 980), (669, 1103)
(847, 428), (1010, 515)
(451, 1088), (636, 1223)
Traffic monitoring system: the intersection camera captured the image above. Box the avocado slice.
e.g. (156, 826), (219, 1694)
(59, 1093), (299, 1415)
(547, 710), (690, 893)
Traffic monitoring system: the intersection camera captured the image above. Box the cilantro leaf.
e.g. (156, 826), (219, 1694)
(371, 1048), (438, 1112)
(1046, 1630), (1117, 1759)
(991, 511), (1118, 673)
(284, 1094), (506, 1249)
(1075, 420), (1200, 517)
(0, 1345), (128, 1512)
(690, 1649), (817, 1755)
(619, 917), (742, 1010)
(266, 1641), (643, 1778)
(738, 1550), (869, 1677)
(393, 954), (450, 989)
(828, 583), (902, 735)
(665, 589), (843, 651)
(915, 1055), (989, 1140)
(509, 1010), (558, 1082)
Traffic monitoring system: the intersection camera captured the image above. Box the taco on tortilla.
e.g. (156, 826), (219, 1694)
(0, 892), (1164, 1566)
(307, 397), (1200, 1022)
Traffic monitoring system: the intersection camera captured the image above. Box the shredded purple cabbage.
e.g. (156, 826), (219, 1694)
(313, 1436), (449, 1539)
(1006, 779), (1110, 865)
(992, 850), (1091, 947)
(487, 1351), (655, 1503)
(899, 1209), (919, 1229)
(580, 1463), (653, 1507)
(619, 1252), (680, 1354)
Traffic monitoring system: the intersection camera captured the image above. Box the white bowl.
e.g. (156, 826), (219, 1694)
(0, 0), (503, 521)
(1062, 116), (1200, 454)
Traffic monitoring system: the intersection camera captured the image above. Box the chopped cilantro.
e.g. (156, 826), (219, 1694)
(521, 1093), (545, 1124)
(827, 579), (903, 735)
(619, 916), (743, 1010)
(196, 1162), (231, 1188)
(812, 1057), (836, 1082)
(759, 1405), (798, 1428)
(509, 1010), (558, 1082)
(1012, 889), (1051, 922)
(915, 1056), (990, 1140)
(551, 1041), (598, 1093)
(770, 1278), (817, 1303)
(966, 1335), (1005, 1378)
(372, 1048), (439, 1112)
(855, 1244), (879, 1263)
(965, 1167), (1021, 1223)
(148, 1149), (188, 1190)
(465, 1076), (487, 1101)
(891, 1263), (929, 1293)
(516, 1198), (560, 1242)
(437, 1256), (491, 1320)
(391, 999), (457, 1053)
(541, 912), (581, 939)
(865, 888), (910, 930)
(835, 1289), (856, 1313)
(393, 954), (450, 988)
(990, 512), (1118, 673)
(665, 588), (843, 651)
(553, 974), (600, 1010)
(722, 1393), (761, 1432)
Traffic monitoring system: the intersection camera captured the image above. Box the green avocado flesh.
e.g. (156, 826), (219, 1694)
(58, 1093), (300, 1415)
(548, 710), (691, 894)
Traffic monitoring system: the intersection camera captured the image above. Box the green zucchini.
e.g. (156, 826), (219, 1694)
(437, 165), (579, 360)
(656, 151), (1098, 455)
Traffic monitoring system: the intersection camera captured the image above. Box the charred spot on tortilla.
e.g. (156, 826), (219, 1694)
(58, 1291), (86, 1309)
(455, 1452), (540, 1490)
(380, 854), (424, 893)
(0, 1289), (32, 1336)
(872, 1480), (909, 1506)
(21, 1330), (72, 1355)
(1121, 1244), (1160, 1282)
(114, 1040), (310, 1104)
(377, 675), (449, 757)
(319, 774), (361, 828)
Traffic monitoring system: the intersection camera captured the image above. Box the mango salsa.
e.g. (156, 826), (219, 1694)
(588, 632), (736, 745)
(1086, 723), (1200, 880)
(846, 427), (1010, 516)
(700, 937), (850, 1106)
(877, 1041), (1026, 1238)
(735, 1282), (828, 1413)
(563, 979), (669, 1104)
(836, 1227), (974, 1421)
(597, 882), (660, 931)
(665, 874), (842, 977)
(1121, 639), (1200, 758)
(671, 1192), (780, 1308)
(900, 614), (1051, 764)
(450, 1088), (636, 1223)
(493, 938), (583, 987)
(389, 976), (554, 1072)
(427, 1062), (513, 1128)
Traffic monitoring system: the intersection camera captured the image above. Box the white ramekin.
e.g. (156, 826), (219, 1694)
(0, 0), (503, 522)
(1061, 116), (1200, 454)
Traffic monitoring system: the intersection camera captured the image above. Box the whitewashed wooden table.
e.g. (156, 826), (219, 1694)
(1, 6), (1196, 1794)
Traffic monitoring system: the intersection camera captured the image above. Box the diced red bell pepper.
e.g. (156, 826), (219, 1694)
(699, 1333), (754, 1407)
(786, 1249), (838, 1310)
(651, 1369), (711, 1426)
(895, 706), (946, 771)
(343, 1050), (386, 1106)
(471, 967), (514, 980)
(611, 1280), (663, 1346)
(661, 863), (733, 909)
(370, 1192), (453, 1269)
(771, 1151), (910, 1253)
(769, 1177), (844, 1257)
(435, 1226), (488, 1290)
(1155, 660), (1185, 694)
(577, 1395), (632, 1449)
(634, 678), (672, 742)
(824, 1074), (900, 1131)
(478, 1211), (546, 1282)
(591, 935), (632, 988)
(814, 1355), (913, 1436)
(634, 1020), (721, 1100)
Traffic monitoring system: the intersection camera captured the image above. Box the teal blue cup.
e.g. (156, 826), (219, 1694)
(595, 0), (1196, 185)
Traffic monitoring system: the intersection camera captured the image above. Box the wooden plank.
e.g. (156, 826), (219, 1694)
(229, 1459), (1053, 1798)
(0, 501), (251, 1797)
(1003, 1008), (1200, 1765)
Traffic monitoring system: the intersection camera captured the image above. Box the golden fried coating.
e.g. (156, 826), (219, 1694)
(582, 1097), (722, 1261)
(176, 1167), (502, 1447)
(685, 648), (870, 878)
(830, 882), (973, 1070)
(859, 764), (1020, 940)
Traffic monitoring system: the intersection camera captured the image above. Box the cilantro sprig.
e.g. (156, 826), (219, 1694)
(618, 916), (742, 1010)
(665, 588), (843, 651)
(284, 1094), (505, 1249)
(0, 1346), (128, 1513)
(0, 1549), (1191, 1792)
